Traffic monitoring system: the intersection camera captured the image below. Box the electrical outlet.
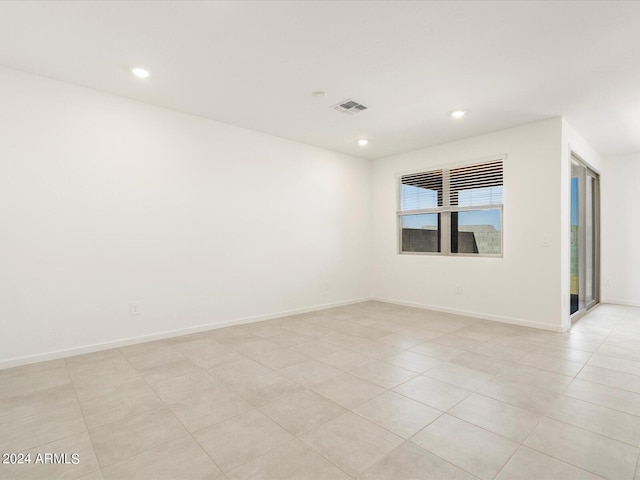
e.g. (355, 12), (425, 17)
(129, 302), (141, 316)
(455, 285), (462, 295)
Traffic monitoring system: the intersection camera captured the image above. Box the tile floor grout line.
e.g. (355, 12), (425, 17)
(539, 400), (640, 449)
(228, 433), (355, 479)
(519, 370), (640, 478)
(86, 403), (168, 431)
(185, 428), (227, 478)
(518, 443), (613, 480)
(405, 436), (485, 480)
(575, 319), (619, 379)
(98, 431), (193, 475)
(1, 428), (91, 464)
(553, 388), (640, 420)
(94, 415), (192, 471)
(347, 395), (442, 442)
(68, 363), (105, 474)
(291, 421), (388, 480)
(255, 388), (350, 434)
(573, 314), (640, 394)
(589, 351), (640, 371)
(0, 383), (77, 426)
(503, 350), (636, 480)
(570, 367), (640, 395)
(3, 302), (639, 479)
(490, 443), (526, 480)
(92, 352), (208, 472)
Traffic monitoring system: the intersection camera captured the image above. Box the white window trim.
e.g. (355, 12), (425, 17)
(397, 156), (505, 257)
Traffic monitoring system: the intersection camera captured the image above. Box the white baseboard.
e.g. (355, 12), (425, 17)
(2, 295), (580, 370)
(371, 296), (566, 332)
(601, 298), (640, 308)
(0, 297), (373, 370)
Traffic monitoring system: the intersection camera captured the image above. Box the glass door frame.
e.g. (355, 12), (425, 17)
(570, 153), (600, 321)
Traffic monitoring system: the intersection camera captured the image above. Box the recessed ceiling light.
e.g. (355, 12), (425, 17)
(131, 67), (151, 79)
(312, 91), (327, 98)
(451, 110), (466, 119)
(358, 139), (369, 146)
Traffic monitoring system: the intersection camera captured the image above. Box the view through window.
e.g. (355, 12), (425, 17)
(398, 160), (503, 256)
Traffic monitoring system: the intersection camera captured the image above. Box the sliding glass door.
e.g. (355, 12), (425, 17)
(570, 156), (600, 317)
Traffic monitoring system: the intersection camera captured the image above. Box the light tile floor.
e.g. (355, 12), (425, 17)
(1, 301), (640, 479)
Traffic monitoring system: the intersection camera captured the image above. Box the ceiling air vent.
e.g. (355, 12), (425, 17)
(332, 99), (368, 115)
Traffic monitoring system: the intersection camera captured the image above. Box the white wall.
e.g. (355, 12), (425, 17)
(371, 118), (567, 331)
(601, 152), (640, 306)
(1, 65), (615, 367)
(0, 67), (372, 367)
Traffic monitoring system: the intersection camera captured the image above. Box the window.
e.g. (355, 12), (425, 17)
(398, 159), (503, 256)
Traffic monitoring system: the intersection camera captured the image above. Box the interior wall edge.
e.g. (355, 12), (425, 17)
(0, 296), (374, 370)
(600, 298), (640, 308)
(371, 296), (567, 333)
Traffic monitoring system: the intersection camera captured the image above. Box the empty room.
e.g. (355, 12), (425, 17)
(1, 1), (640, 479)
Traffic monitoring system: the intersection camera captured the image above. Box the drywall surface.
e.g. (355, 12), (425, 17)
(371, 118), (565, 330)
(0, 67), (372, 367)
(600, 152), (640, 306)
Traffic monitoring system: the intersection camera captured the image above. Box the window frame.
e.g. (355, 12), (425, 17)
(397, 157), (505, 258)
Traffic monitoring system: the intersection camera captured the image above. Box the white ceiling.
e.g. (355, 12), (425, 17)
(0, 1), (639, 160)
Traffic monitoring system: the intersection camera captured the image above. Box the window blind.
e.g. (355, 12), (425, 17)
(400, 169), (443, 210)
(449, 160), (503, 207)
